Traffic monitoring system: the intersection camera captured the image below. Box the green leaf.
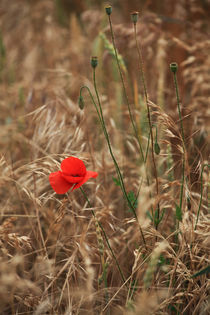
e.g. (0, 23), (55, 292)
(191, 265), (210, 278)
(146, 210), (153, 221)
(127, 191), (138, 211)
(154, 208), (166, 226)
(160, 208), (166, 221)
(158, 254), (165, 266)
(112, 176), (121, 186)
(168, 304), (180, 314)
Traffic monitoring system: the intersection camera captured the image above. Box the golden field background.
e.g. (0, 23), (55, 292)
(0, 0), (209, 314)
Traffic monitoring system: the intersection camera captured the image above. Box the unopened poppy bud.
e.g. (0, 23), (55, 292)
(105, 5), (112, 15)
(170, 62), (178, 74)
(91, 56), (98, 68)
(187, 195), (191, 210)
(154, 142), (160, 155)
(131, 11), (139, 24)
(78, 95), (85, 110)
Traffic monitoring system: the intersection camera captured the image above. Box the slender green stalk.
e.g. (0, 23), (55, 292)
(79, 86), (103, 125)
(79, 60), (147, 248)
(172, 68), (186, 147)
(195, 164), (210, 230)
(80, 85), (124, 196)
(79, 187), (127, 286)
(133, 21), (148, 102)
(106, 8), (158, 231)
(132, 16), (160, 228)
(92, 66), (147, 249)
(106, 12), (145, 163)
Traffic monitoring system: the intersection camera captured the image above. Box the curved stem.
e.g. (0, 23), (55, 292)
(79, 86), (103, 125)
(171, 71), (186, 216)
(80, 75), (147, 246)
(107, 14), (145, 163)
(92, 68), (147, 249)
(173, 73), (185, 148)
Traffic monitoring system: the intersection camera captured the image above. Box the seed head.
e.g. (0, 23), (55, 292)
(105, 5), (112, 16)
(131, 11), (139, 24)
(170, 62), (178, 74)
(91, 56), (98, 69)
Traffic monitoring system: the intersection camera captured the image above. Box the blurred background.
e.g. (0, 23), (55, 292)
(0, 0), (209, 183)
(0, 2), (209, 313)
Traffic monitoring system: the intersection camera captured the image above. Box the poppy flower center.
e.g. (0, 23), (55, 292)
(60, 171), (85, 184)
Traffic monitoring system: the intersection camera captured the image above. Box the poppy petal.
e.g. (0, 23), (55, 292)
(61, 157), (86, 177)
(72, 171), (98, 191)
(49, 171), (73, 194)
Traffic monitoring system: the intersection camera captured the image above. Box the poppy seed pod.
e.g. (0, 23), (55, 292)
(91, 56), (98, 68)
(131, 11), (139, 24)
(105, 5), (112, 15)
(78, 95), (85, 110)
(170, 62), (178, 74)
(154, 142), (160, 155)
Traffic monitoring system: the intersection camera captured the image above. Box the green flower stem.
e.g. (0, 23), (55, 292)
(107, 14), (145, 163)
(79, 187), (127, 286)
(107, 10), (157, 231)
(92, 67), (147, 249)
(79, 74), (147, 248)
(195, 164), (210, 230)
(79, 86), (103, 126)
(172, 71), (186, 148)
(133, 21), (160, 229)
(133, 23), (148, 105)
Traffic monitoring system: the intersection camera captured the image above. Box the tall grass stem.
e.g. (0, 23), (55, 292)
(133, 20), (160, 229)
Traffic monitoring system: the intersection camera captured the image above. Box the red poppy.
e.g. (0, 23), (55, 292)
(49, 156), (98, 194)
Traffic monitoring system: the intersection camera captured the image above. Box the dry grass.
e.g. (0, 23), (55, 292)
(0, 0), (209, 314)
